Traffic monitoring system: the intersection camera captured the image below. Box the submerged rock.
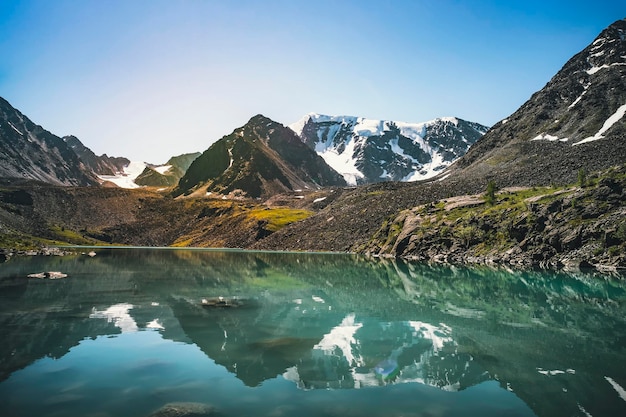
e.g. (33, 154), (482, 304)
(201, 296), (255, 308)
(147, 402), (218, 417)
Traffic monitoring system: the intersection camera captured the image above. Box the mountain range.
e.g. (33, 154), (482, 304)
(0, 94), (487, 193)
(1, 18), (625, 271)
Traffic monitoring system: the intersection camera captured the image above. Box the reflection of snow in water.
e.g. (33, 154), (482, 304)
(313, 313), (363, 366)
(90, 303), (165, 332)
(146, 319), (164, 330)
(285, 314), (465, 391)
(408, 321), (453, 352)
(90, 303), (138, 333)
(605, 376), (626, 402)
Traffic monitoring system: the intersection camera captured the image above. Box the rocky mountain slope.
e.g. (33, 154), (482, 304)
(173, 115), (346, 198)
(0, 97), (99, 186)
(63, 135), (130, 176)
(290, 113), (488, 185)
(448, 18), (626, 187)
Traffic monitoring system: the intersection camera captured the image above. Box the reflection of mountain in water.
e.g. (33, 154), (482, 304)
(171, 295), (491, 390)
(1, 248), (625, 417)
(286, 316), (490, 391)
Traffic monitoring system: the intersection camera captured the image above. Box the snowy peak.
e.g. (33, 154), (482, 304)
(290, 113), (488, 185)
(583, 18), (626, 76)
(290, 113), (466, 139)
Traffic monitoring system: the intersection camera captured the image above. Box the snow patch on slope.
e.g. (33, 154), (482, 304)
(575, 103), (626, 145)
(7, 121), (23, 136)
(532, 133), (569, 142)
(154, 164), (172, 175)
(98, 161), (146, 188)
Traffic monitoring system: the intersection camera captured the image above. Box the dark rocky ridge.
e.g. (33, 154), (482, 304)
(0, 97), (99, 186)
(63, 135), (130, 176)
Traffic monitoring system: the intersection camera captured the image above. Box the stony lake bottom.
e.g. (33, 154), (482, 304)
(0, 248), (625, 417)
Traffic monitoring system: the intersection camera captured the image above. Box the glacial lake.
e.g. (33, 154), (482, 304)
(0, 248), (625, 417)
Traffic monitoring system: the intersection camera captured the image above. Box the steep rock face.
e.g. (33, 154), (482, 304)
(0, 97), (99, 186)
(451, 18), (626, 187)
(290, 114), (488, 185)
(63, 135), (130, 176)
(173, 115), (346, 198)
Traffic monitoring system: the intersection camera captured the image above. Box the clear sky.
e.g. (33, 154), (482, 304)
(1, 0), (625, 163)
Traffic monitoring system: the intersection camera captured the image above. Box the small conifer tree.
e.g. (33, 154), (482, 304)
(485, 180), (497, 206)
(578, 168), (587, 188)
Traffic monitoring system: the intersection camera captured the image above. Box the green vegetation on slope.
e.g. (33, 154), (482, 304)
(363, 164), (626, 270)
(247, 207), (313, 232)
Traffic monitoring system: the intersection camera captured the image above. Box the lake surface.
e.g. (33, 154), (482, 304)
(0, 248), (625, 417)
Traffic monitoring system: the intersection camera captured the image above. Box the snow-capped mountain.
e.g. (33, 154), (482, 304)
(290, 113), (489, 185)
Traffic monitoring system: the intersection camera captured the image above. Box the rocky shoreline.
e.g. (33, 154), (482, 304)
(0, 247), (95, 263)
(361, 167), (626, 276)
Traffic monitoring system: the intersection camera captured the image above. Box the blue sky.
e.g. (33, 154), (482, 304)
(1, 0), (625, 163)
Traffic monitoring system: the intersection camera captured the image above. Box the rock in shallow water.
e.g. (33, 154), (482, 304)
(27, 271), (68, 279)
(147, 402), (218, 417)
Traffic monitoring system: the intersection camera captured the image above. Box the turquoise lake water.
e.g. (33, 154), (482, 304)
(0, 248), (625, 417)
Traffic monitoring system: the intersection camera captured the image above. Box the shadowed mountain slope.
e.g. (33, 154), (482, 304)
(0, 97), (99, 186)
(173, 115), (346, 198)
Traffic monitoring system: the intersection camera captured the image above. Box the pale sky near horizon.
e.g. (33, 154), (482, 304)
(1, 0), (625, 163)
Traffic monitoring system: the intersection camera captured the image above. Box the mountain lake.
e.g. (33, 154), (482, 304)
(0, 248), (625, 417)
